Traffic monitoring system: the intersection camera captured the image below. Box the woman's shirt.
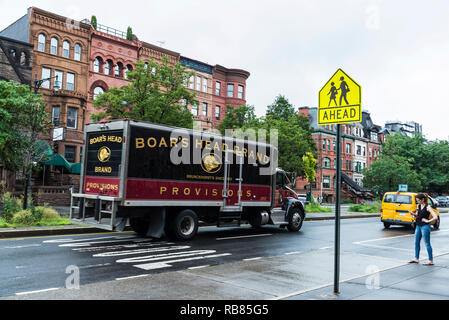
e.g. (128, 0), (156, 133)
(416, 204), (431, 226)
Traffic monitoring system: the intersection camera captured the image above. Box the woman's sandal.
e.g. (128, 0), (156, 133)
(409, 260), (419, 264)
(423, 262), (434, 266)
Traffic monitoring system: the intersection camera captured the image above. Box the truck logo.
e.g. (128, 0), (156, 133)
(98, 146), (111, 163)
(201, 153), (222, 174)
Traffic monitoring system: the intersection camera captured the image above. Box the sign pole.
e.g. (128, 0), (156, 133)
(334, 123), (342, 294)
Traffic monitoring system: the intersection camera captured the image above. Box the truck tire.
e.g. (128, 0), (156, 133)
(168, 209), (199, 241)
(287, 207), (304, 232)
(130, 217), (150, 237)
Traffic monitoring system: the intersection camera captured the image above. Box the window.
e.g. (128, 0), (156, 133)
(196, 76), (201, 91)
(54, 70), (63, 89)
(67, 107), (78, 129)
(333, 139), (336, 151)
(189, 75), (194, 89)
(38, 34), (46, 52)
(62, 41), (70, 58)
(346, 143), (351, 154)
(363, 147), (366, 156)
(227, 84), (234, 97)
(41, 67), (51, 89)
(50, 37), (58, 55)
(202, 102), (208, 116)
(327, 140), (330, 150)
(104, 60), (112, 75)
(74, 44), (81, 61)
(64, 146), (76, 163)
(356, 145), (361, 155)
(238, 85), (244, 99)
(52, 106), (60, 127)
(93, 87), (104, 100)
(191, 102), (198, 116)
(115, 62), (123, 77)
(203, 78), (207, 92)
(125, 65), (132, 79)
(94, 57), (101, 73)
(323, 176), (331, 189)
(323, 158), (331, 168)
(215, 106), (220, 120)
(215, 81), (221, 96)
(66, 73), (75, 91)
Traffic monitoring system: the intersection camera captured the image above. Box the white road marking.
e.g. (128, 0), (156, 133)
(59, 237), (142, 248)
(43, 236), (135, 244)
(244, 257), (262, 261)
(1, 244), (41, 249)
(285, 251), (302, 255)
(16, 288), (59, 296)
(115, 274), (149, 281)
(73, 241), (174, 253)
(216, 233), (272, 241)
(117, 250), (217, 264)
(188, 265), (210, 270)
(93, 246), (191, 258)
(133, 253), (231, 271)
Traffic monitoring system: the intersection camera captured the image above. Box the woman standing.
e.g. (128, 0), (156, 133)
(408, 193), (438, 266)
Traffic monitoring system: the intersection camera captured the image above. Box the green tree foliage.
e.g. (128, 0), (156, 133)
(126, 26), (133, 41)
(92, 57), (195, 129)
(217, 97), (317, 180)
(266, 95), (296, 121)
(91, 15), (97, 30)
(0, 80), (51, 208)
(363, 132), (449, 194)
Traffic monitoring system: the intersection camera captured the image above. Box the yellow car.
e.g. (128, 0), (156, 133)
(381, 192), (440, 230)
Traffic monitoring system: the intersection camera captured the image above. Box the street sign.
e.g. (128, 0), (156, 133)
(318, 69), (363, 295)
(318, 69), (362, 125)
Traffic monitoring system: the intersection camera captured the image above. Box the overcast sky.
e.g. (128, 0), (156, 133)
(1, 0), (448, 141)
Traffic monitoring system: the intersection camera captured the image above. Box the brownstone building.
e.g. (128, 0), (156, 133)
(1, 7), (91, 165)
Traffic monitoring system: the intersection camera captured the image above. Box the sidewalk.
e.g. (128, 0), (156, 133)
(284, 252), (449, 300)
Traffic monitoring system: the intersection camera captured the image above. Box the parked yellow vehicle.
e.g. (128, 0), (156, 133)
(381, 192), (440, 229)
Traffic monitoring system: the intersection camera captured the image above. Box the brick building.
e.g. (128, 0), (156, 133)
(296, 107), (383, 203)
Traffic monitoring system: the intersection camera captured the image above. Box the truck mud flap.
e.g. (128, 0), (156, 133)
(145, 208), (166, 238)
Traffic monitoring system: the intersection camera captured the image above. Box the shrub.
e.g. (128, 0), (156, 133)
(2, 193), (23, 222)
(42, 207), (60, 220)
(32, 206), (45, 221)
(11, 209), (36, 226)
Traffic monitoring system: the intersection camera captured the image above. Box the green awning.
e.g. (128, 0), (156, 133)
(43, 153), (72, 171)
(36, 141), (53, 161)
(70, 162), (81, 174)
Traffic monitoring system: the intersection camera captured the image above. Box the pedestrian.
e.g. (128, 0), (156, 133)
(408, 193), (438, 265)
(338, 76), (350, 106)
(327, 82), (338, 107)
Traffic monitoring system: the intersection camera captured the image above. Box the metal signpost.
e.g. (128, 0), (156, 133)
(318, 69), (362, 294)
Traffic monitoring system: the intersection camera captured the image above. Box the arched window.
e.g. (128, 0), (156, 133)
(50, 37), (58, 55)
(125, 64), (132, 79)
(38, 34), (46, 52)
(115, 62), (123, 78)
(94, 57), (102, 73)
(74, 44), (81, 61)
(104, 60), (112, 75)
(62, 40), (70, 58)
(93, 87), (104, 100)
(9, 48), (16, 60)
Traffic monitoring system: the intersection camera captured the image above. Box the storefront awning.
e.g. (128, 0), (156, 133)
(43, 153), (72, 171)
(70, 162), (81, 175)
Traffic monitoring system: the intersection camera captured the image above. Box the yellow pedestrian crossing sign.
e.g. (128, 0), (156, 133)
(318, 69), (362, 125)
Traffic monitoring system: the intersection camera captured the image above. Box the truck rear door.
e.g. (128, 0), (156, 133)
(83, 129), (125, 198)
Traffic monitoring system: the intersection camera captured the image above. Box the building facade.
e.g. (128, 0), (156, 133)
(296, 107), (383, 203)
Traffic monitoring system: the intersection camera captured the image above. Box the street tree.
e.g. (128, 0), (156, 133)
(266, 95), (296, 121)
(92, 57), (196, 129)
(0, 80), (51, 208)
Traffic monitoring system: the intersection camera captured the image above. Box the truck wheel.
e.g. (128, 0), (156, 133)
(169, 210), (199, 241)
(130, 217), (150, 236)
(383, 222), (391, 229)
(287, 208), (304, 232)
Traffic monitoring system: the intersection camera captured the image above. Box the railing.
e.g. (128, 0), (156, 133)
(96, 23), (126, 39)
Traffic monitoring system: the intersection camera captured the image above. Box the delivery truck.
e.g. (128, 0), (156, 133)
(70, 119), (305, 240)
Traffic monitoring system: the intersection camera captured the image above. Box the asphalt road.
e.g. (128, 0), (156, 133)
(1, 214), (449, 300)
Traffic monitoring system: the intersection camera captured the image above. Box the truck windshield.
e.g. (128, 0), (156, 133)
(384, 194), (412, 204)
